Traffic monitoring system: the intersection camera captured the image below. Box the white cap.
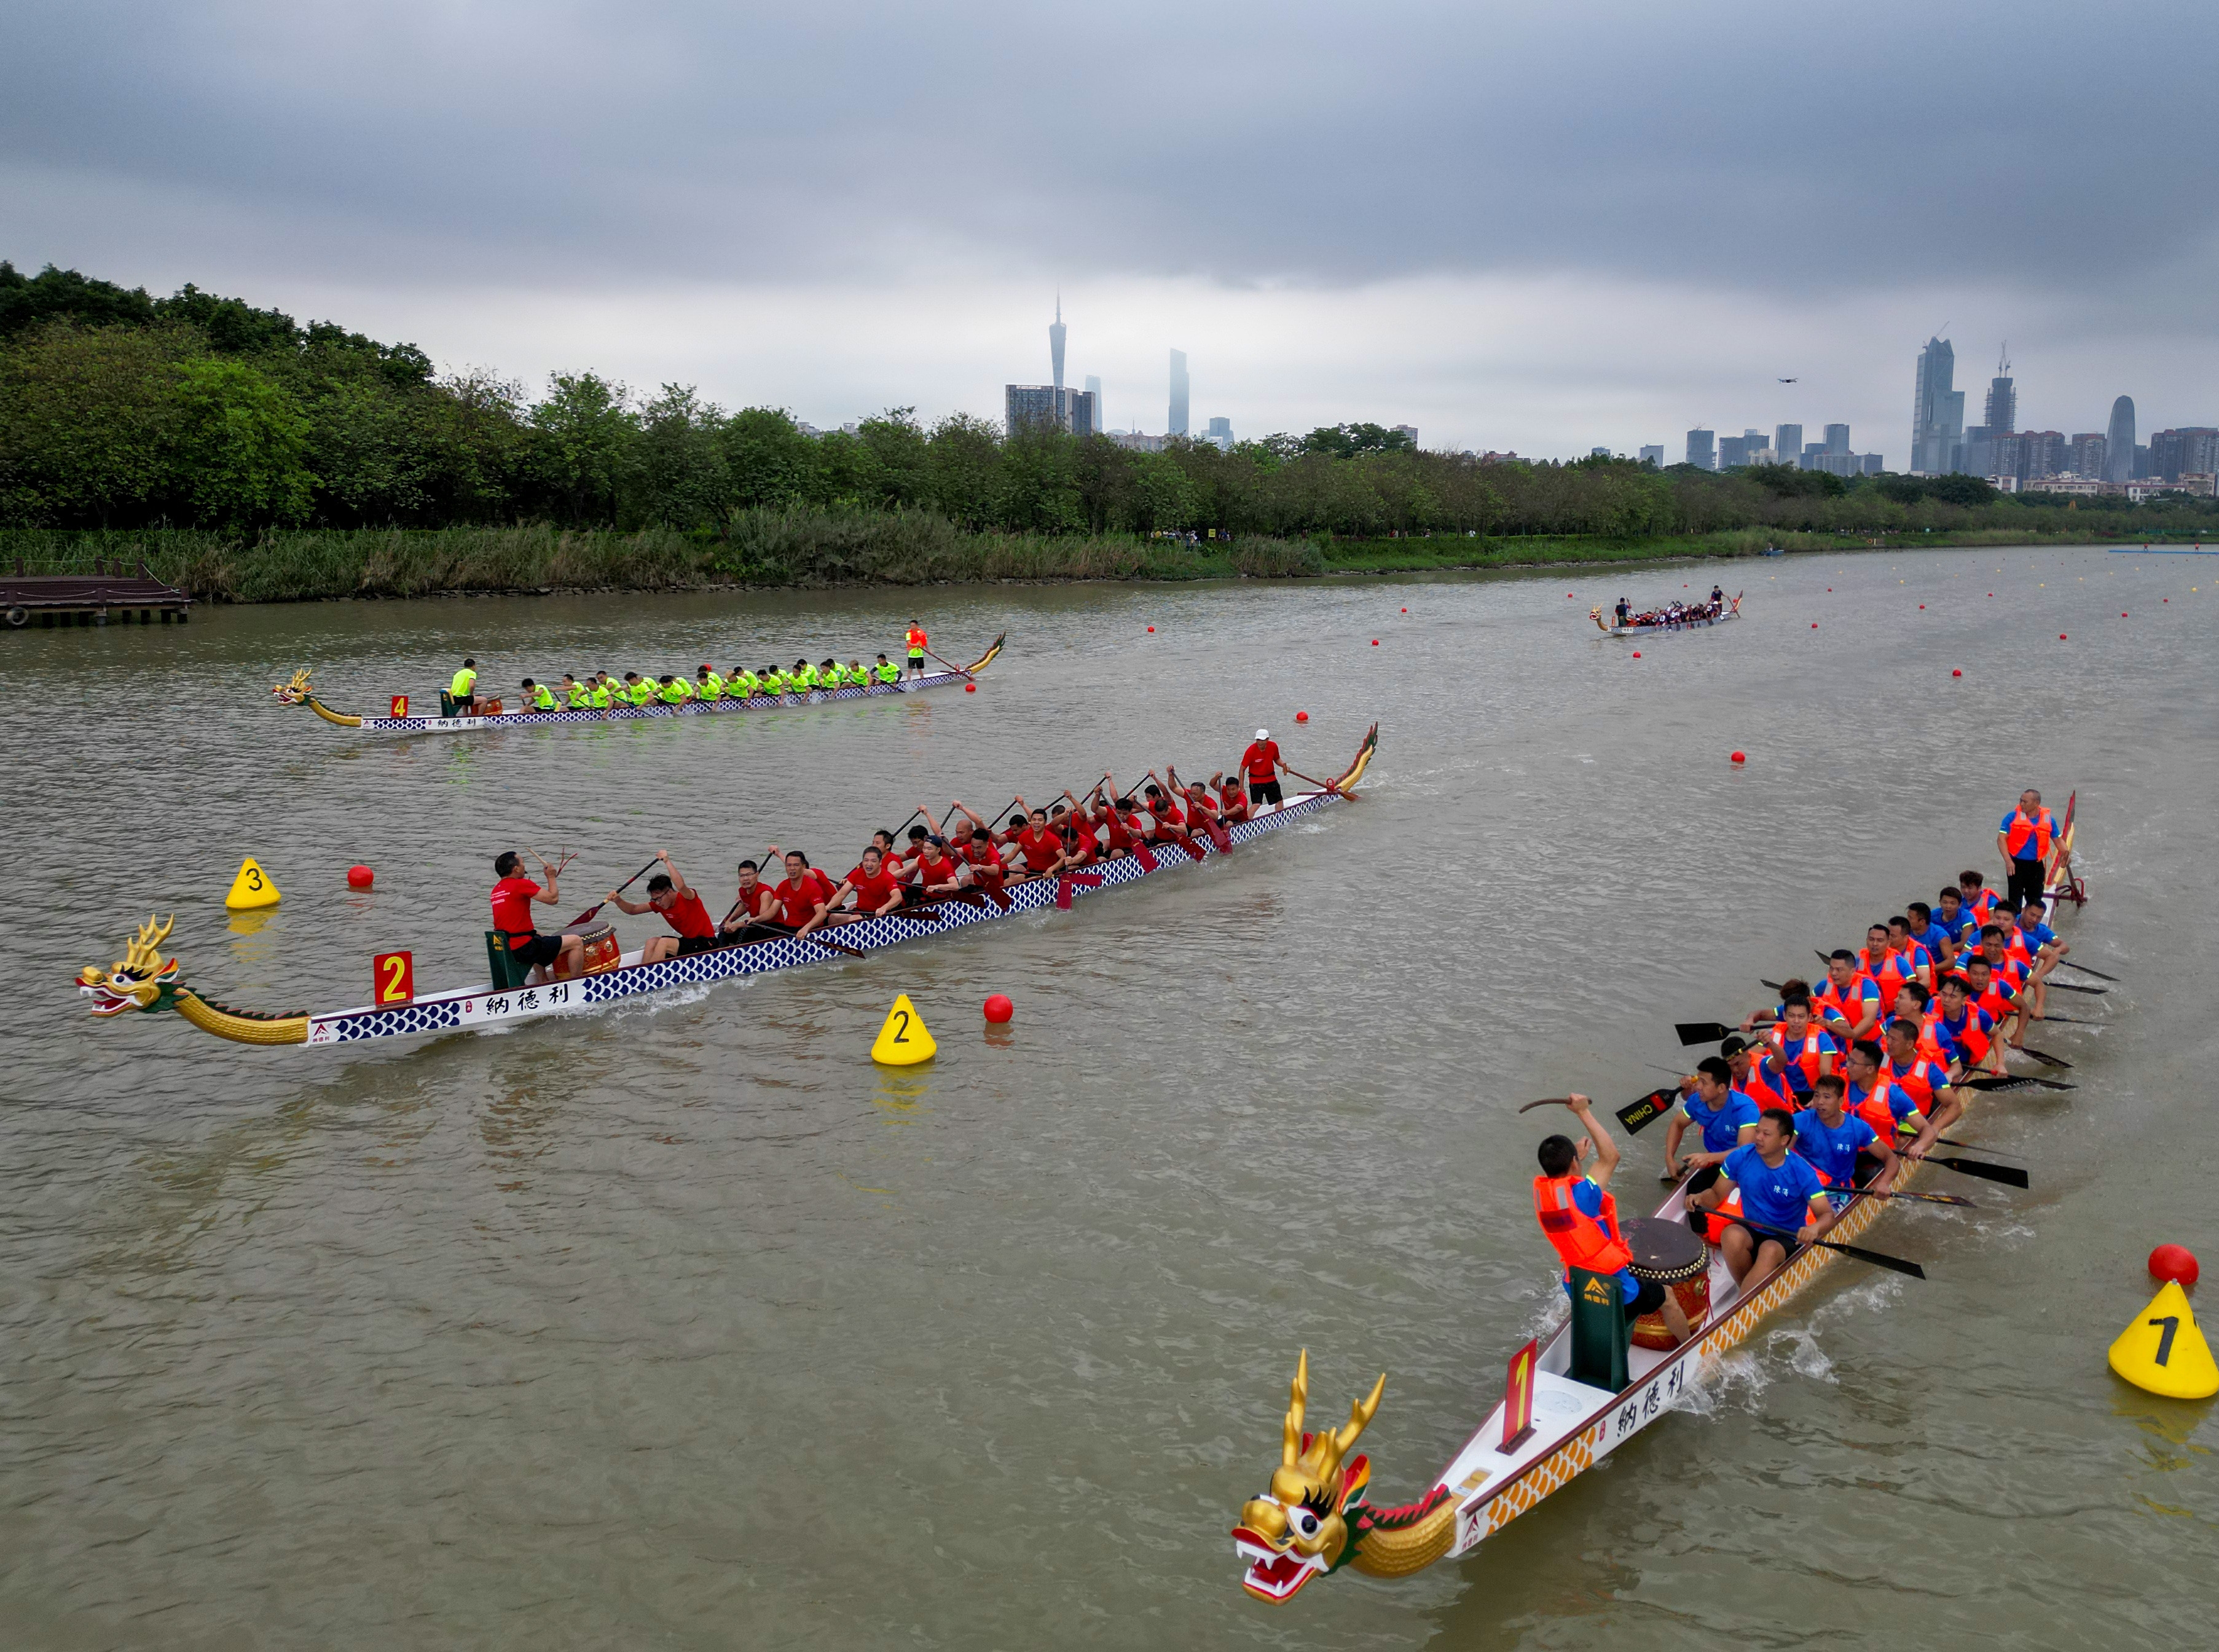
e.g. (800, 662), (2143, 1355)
(1256, 728), (1269, 740)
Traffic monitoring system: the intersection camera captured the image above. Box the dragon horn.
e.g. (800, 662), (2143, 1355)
(1333, 1373), (1386, 1455)
(1281, 1350), (1310, 1468)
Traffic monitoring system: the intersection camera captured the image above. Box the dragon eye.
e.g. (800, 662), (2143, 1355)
(1293, 1508), (1321, 1539)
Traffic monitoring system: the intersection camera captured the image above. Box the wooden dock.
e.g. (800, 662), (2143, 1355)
(2, 560), (192, 628)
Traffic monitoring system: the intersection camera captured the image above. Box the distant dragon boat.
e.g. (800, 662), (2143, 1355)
(1230, 801), (2078, 1604)
(1589, 596), (1740, 636)
(270, 634), (1006, 736)
(76, 726), (1378, 1050)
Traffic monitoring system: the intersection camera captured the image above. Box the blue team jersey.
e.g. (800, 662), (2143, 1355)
(2001, 811), (2049, 860)
(1931, 1004), (1996, 1063)
(1844, 1077), (1920, 1127)
(2015, 918), (2058, 952)
(1722, 1143), (1827, 1233)
(1793, 1110), (1877, 1198)
(1678, 1089), (1761, 1154)
(1915, 921), (1953, 958)
(1934, 908), (1976, 943)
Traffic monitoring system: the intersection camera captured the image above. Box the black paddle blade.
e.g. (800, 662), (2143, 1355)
(2058, 960), (2121, 983)
(2046, 980), (2107, 996)
(1818, 1240), (1926, 1280)
(1963, 1075), (2044, 1093)
(1925, 1155), (2030, 1189)
(1615, 1087), (1678, 1135)
(1676, 1021), (1734, 1047)
(2017, 1047), (2073, 1069)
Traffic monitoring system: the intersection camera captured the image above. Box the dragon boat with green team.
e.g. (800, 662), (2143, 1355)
(270, 633), (1006, 736)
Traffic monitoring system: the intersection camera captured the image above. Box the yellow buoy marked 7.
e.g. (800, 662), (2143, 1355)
(2108, 1280), (2219, 1399)
(225, 856), (281, 910)
(871, 993), (936, 1066)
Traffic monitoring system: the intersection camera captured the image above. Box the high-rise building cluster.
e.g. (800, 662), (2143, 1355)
(1673, 421), (1880, 476)
(1003, 304), (1241, 450)
(1905, 338), (2217, 496)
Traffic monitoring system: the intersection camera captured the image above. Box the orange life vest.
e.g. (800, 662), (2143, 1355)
(1533, 1174), (1633, 1276)
(1883, 1053), (1946, 1115)
(2003, 808), (2056, 861)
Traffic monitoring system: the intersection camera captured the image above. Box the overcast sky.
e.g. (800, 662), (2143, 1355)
(7, 1), (2215, 460)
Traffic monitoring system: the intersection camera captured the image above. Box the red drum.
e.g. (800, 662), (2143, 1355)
(1624, 1216), (1711, 1349)
(553, 921), (621, 978)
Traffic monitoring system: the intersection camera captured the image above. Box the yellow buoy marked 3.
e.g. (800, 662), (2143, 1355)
(2108, 1280), (2219, 1399)
(870, 993), (937, 1066)
(225, 856), (281, 910)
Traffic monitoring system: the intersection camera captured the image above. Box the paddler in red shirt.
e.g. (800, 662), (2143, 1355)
(1005, 806), (1067, 881)
(721, 857), (780, 935)
(906, 835), (970, 899)
(945, 815), (1009, 895)
(1209, 771), (1251, 824)
(1238, 728), (1284, 807)
(605, 849), (723, 963)
(1140, 783), (1195, 851)
(489, 850), (587, 980)
(825, 846), (909, 923)
(762, 848), (840, 938)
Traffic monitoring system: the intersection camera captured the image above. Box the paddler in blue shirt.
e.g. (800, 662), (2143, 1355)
(1662, 1057), (1758, 1194)
(1793, 1076), (1896, 1203)
(1689, 1109), (1838, 1291)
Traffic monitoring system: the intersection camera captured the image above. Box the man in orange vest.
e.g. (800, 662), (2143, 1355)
(1535, 1095), (1691, 1347)
(905, 621), (929, 678)
(1997, 788), (2058, 910)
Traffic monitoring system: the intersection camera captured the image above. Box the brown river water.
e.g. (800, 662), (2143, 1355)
(2, 546), (2213, 1648)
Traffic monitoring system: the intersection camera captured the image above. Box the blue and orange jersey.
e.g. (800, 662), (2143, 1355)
(1764, 1027), (1839, 1098)
(1844, 1076), (1922, 1138)
(1882, 1053), (1950, 1115)
(1811, 974), (1880, 1032)
(1930, 1002), (1996, 1067)
(2001, 806), (2057, 862)
(1885, 1013), (1949, 1064)
(1971, 976), (2021, 1023)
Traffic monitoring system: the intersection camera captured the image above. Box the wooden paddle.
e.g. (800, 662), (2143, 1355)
(1737, 1224), (1927, 1280)
(1516, 1089), (1679, 1135)
(567, 854), (662, 927)
(919, 645), (972, 677)
(1281, 763), (1349, 797)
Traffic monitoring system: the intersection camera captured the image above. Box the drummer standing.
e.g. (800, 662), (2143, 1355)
(1238, 729), (1284, 807)
(1534, 1095), (1691, 1347)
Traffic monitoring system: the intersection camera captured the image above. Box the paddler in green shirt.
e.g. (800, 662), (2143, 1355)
(562, 674), (591, 708)
(448, 658), (478, 715)
(624, 672), (655, 706)
(729, 666), (758, 698)
(792, 658), (818, 691)
(656, 674), (688, 704)
(819, 657), (841, 687)
(696, 665), (725, 701)
(874, 653), (900, 684)
(523, 678), (557, 711)
(589, 673), (613, 709)
(846, 658), (867, 686)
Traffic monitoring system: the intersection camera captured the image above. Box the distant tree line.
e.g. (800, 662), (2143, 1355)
(5, 261), (2215, 542)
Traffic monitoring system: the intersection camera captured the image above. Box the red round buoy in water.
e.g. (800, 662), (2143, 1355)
(2122, 612), (2128, 618)
(1295, 710), (1308, 722)
(1952, 669), (1963, 677)
(1919, 604), (1925, 610)
(965, 682), (976, 692)
(347, 865), (374, 889)
(983, 993), (1014, 1025)
(2150, 1244), (2200, 1289)
(2060, 633), (2068, 640)
(1401, 607), (1408, 613)
(1371, 639), (1379, 646)
(1631, 651), (1640, 658)
(1811, 622), (1818, 628)
(1146, 626), (1154, 633)
(1730, 751), (1745, 764)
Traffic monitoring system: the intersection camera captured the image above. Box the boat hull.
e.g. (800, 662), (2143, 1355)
(1598, 610), (1740, 638)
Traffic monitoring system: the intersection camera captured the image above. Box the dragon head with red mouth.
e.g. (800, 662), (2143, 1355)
(1232, 1350), (1459, 1603)
(76, 914), (180, 1016)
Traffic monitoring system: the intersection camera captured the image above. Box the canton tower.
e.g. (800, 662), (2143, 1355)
(1049, 296), (1066, 392)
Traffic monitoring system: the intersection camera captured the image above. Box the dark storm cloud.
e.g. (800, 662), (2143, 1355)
(6, 0), (2213, 300)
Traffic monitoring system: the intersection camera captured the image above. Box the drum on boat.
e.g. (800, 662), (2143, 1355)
(554, 921), (622, 978)
(1624, 1216), (1711, 1349)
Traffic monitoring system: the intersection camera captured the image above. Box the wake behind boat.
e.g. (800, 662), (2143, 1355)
(76, 726), (1378, 1050)
(273, 633), (1006, 736)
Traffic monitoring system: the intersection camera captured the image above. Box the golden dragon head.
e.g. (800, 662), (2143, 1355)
(1231, 1350), (1384, 1603)
(77, 914), (179, 1014)
(270, 669), (315, 705)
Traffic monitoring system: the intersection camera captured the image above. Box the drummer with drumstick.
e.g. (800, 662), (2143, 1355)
(1533, 1095), (1692, 1348)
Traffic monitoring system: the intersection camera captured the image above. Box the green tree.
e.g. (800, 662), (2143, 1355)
(996, 425), (1083, 532)
(0, 262), (157, 340)
(855, 407), (930, 508)
(721, 407), (817, 509)
(529, 372), (635, 525)
(924, 413), (1003, 528)
(164, 357), (315, 526)
(627, 383), (729, 529)
(0, 321), (184, 525)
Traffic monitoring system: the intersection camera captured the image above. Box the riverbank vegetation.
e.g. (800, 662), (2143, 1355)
(5, 261), (2216, 598)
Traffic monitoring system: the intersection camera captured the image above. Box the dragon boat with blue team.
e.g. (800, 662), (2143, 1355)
(1231, 801), (2080, 1604)
(76, 726), (1379, 1050)
(270, 634), (1005, 737)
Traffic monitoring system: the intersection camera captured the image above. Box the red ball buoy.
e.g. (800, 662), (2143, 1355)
(1146, 625), (1155, 633)
(2150, 1244), (2200, 1289)
(1295, 710), (1308, 722)
(347, 864), (374, 889)
(2122, 612), (2128, 618)
(2060, 633), (2068, 640)
(1919, 604), (1925, 610)
(1810, 621), (1818, 628)
(1631, 651), (1640, 658)
(965, 682), (976, 691)
(1371, 639), (1379, 646)
(1730, 750), (1745, 764)
(1401, 607), (1408, 613)
(983, 993), (1014, 1025)
(1952, 669), (1963, 677)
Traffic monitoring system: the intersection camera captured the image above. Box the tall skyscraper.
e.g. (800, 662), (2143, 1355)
(1718, 435), (1750, 469)
(1005, 384), (1096, 438)
(1686, 428), (1716, 470)
(1824, 423), (1851, 455)
(1775, 424), (1803, 469)
(2069, 433), (2108, 478)
(2105, 396), (2135, 482)
(1639, 445), (1665, 466)
(1912, 337), (1965, 473)
(1168, 350), (1189, 436)
(1085, 375), (1103, 431)
(1048, 297), (1066, 393)
(1984, 351), (2016, 437)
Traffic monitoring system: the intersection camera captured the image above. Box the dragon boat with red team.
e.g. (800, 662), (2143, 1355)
(75, 727), (1378, 1050)
(1230, 799), (2082, 1603)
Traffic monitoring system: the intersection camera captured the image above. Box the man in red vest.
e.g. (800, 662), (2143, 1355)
(1534, 1095), (1691, 1346)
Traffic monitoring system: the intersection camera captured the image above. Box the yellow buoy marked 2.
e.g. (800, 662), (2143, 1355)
(2108, 1281), (2219, 1399)
(870, 993), (937, 1066)
(225, 856), (281, 910)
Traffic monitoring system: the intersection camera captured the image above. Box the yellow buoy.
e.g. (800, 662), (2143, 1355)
(224, 856), (281, 910)
(870, 993), (936, 1066)
(2108, 1281), (2219, 1399)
